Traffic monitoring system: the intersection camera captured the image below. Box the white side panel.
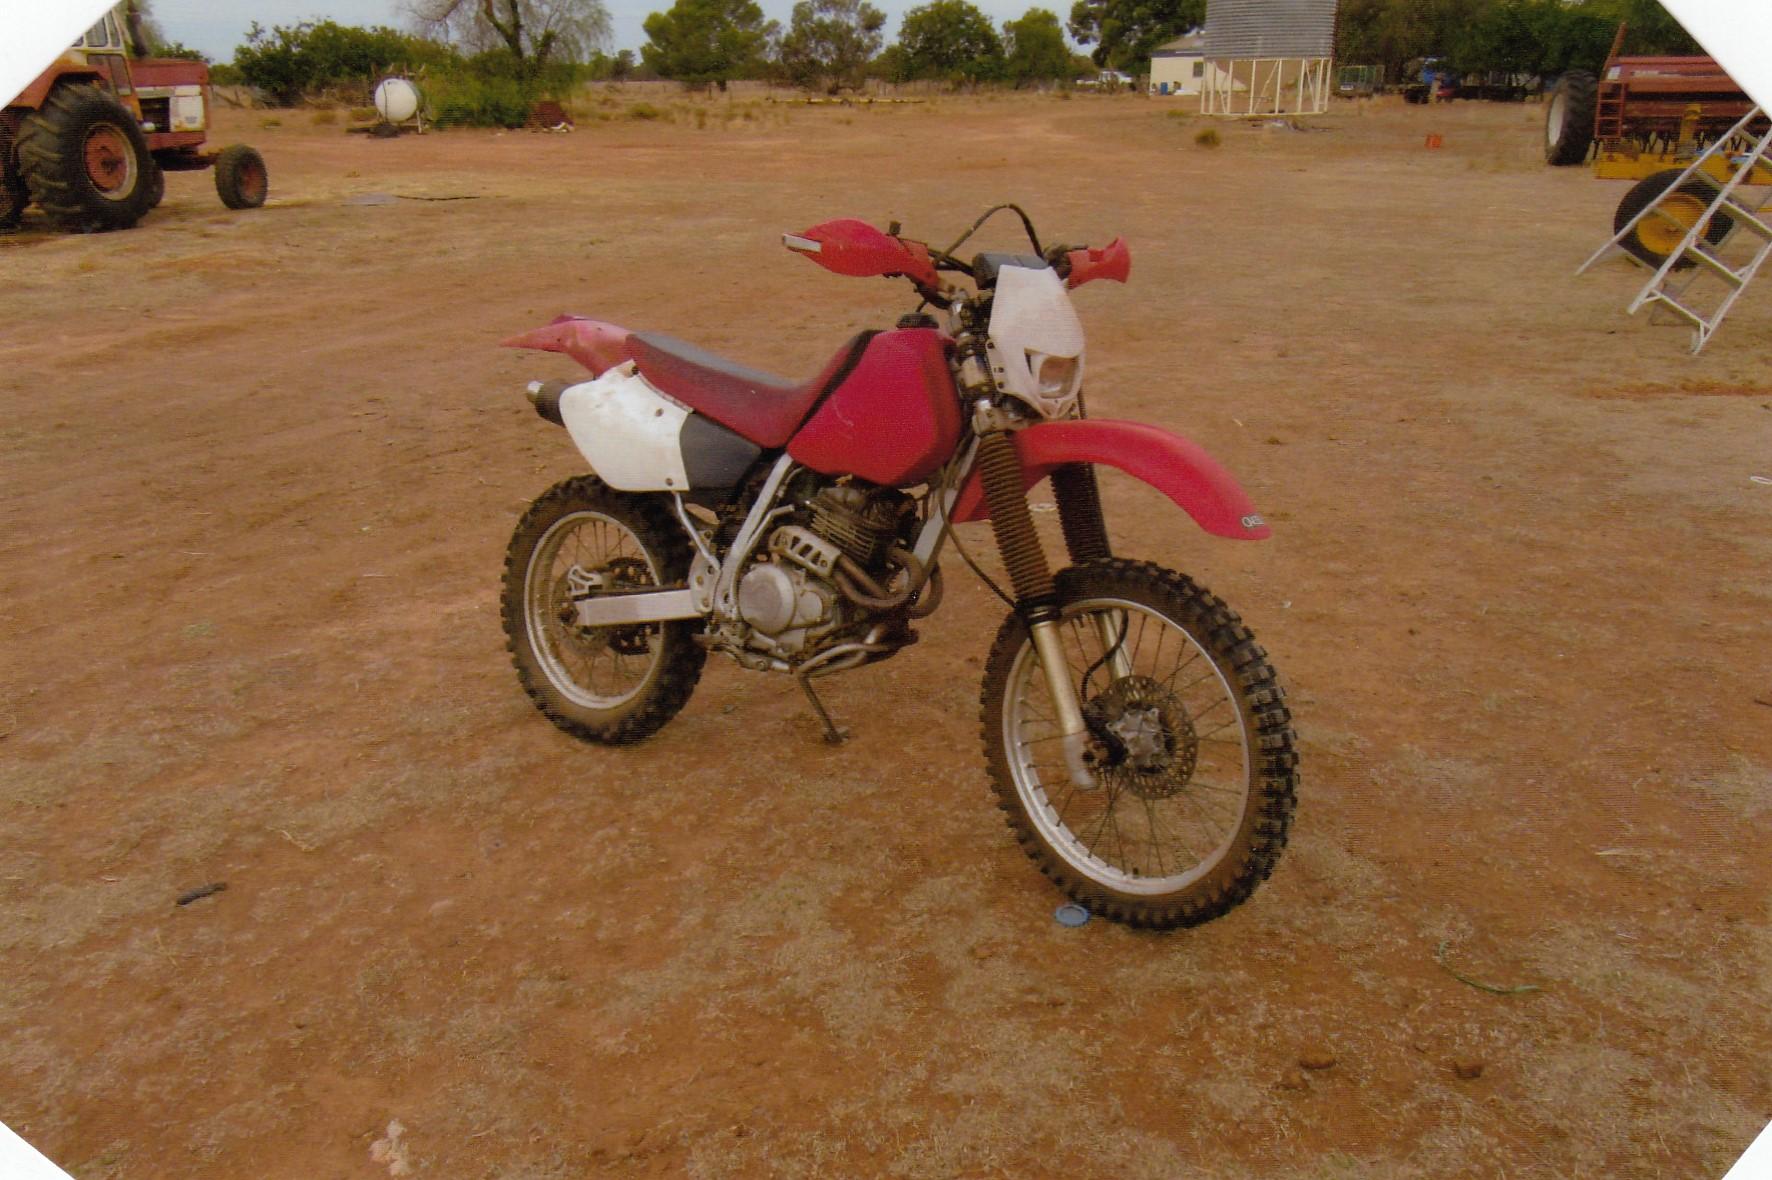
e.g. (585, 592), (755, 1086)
(558, 365), (691, 492)
(170, 95), (205, 131)
(986, 265), (1087, 419)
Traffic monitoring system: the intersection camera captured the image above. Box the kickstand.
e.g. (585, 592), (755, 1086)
(796, 672), (849, 745)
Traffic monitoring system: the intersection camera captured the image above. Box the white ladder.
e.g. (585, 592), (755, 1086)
(1578, 107), (1772, 353)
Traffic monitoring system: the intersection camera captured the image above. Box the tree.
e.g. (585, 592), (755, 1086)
(1067, 0), (1201, 73)
(641, 0), (776, 88)
(404, 0), (611, 80)
(896, 0), (1003, 83)
(1002, 7), (1072, 86)
(778, 0), (886, 91)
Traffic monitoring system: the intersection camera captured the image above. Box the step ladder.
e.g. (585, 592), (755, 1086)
(1578, 106), (1772, 353)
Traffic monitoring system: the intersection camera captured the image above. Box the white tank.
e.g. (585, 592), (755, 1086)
(373, 78), (421, 124)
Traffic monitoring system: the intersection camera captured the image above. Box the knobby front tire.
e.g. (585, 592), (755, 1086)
(980, 560), (1298, 929)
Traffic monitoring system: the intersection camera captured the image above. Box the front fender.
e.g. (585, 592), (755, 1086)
(951, 419), (1270, 541)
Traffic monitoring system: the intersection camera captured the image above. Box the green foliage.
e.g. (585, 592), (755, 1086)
(1335, 0), (1698, 82)
(779, 0), (887, 90)
(641, 0), (777, 87)
(895, 0), (1004, 83)
(426, 73), (537, 127)
(1002, 8), (1074, 86)
(150, 41), (209, 62)
(233, 20), (452, 106)
(406, 0), (612, 80)
(1067, 0), (1202, 72)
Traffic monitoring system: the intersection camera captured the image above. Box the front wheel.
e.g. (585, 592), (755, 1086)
(213, 144), (268, 210)
(981, 560), (1297, 928)
(501, 476), (706, 744)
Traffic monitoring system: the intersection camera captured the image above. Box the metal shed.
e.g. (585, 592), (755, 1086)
(1200, 0), (1336, 117)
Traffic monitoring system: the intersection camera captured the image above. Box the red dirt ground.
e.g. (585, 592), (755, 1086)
(1, 92), (1768, 1178)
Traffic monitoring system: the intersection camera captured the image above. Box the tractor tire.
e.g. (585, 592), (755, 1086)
(1, 120), (25, 230)
(1545, 69), (1596, 165)
(16, 84), (155, 232)
(1, 164), (24, 231)
(145, 160), (165, 209)
(213, 144), (268, 210)
(1614, 169), (1733, 269)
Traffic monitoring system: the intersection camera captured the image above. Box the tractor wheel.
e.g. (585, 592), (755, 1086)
(1, 162), (24, 231)
(145, 160), (165, 209)
(1545, 69), (1596, 165)
(16, 84), (155, 232)
(1614, 169), (1734, 269)
(213, 144), (268, 210)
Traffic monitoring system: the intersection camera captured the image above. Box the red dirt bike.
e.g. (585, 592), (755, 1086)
(501, 206), (1298, 928)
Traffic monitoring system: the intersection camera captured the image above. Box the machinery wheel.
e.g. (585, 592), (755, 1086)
(144, 159), (165, 209)
(980, 560), (1298, 929)
(1, 165), (23, 230)
(213, 144), (268, 209)
(1614, 169), (1733, 268)
(501, 476), (706, 745)
(1545, 69), (1596, 165)
(16, 84), (155, 232)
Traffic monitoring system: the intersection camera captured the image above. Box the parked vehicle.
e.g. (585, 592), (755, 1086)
(499, 207), (1299, 929)
(1, 3), (266, 232)
(1544, 37), (1767, 266)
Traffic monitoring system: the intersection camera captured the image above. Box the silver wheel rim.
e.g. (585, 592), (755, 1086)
(1001, 597), (1252, 895)
(524, 510), (662, 710)
(1547, 92), (1566, 146)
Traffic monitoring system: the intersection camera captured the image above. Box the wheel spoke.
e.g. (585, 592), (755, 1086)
(996, 582), (1264, 898)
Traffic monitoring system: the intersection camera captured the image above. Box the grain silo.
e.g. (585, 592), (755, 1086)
(1200, 0), (1336, 116)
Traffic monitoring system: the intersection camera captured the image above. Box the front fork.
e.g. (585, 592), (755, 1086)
(976, 430), (1123, 789)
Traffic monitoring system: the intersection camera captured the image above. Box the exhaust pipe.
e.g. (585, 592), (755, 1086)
(525, 379), (571, 426)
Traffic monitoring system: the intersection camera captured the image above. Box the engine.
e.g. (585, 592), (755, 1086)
(735, 485), (917, 659)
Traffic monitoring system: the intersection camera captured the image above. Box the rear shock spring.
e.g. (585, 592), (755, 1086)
(977, 431), (1055, 619)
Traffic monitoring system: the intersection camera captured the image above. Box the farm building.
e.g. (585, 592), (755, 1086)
(1200, 0), (1336, 116)
(1149, 30), (1207, 97)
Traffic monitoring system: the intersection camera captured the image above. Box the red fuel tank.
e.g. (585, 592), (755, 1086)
(788, 328), (961, 487)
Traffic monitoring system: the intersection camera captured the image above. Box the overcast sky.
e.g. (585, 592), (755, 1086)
(150, 0), (1067, 64)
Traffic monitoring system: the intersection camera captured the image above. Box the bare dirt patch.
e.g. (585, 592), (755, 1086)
(2, 93), (1769, 1178)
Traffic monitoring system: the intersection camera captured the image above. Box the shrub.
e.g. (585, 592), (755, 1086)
(428, 74), (534, 128)
(1194, 127), (1220, 148)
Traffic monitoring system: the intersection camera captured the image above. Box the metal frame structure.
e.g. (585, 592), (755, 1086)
(1201, 56), (1331, 117)
(1578, 106), (1772, 352)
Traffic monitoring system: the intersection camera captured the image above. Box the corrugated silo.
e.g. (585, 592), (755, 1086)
(1200, 0), (1336, 116)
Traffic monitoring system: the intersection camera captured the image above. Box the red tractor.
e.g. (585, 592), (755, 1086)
(2, 3), (267, 233)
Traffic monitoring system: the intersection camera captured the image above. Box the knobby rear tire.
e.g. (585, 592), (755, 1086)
(980, 559), (1298, 929)
(501, 476), (705, 744)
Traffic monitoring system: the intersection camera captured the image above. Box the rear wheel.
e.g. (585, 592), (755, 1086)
(1614, 168), (1733, 268)
(981, 560), (1297, 929)
(144, 159), (165, 209)
(213, 144), (268, 210)
(1545, 69), (1596, 165)
(17, 84), (155, 231)
(501, 476), (705, 744)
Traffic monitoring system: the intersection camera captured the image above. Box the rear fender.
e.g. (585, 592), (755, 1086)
(501, 315), (634, 376)
(951, 419), (1270, 540)
(12, 66), (106, 114)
